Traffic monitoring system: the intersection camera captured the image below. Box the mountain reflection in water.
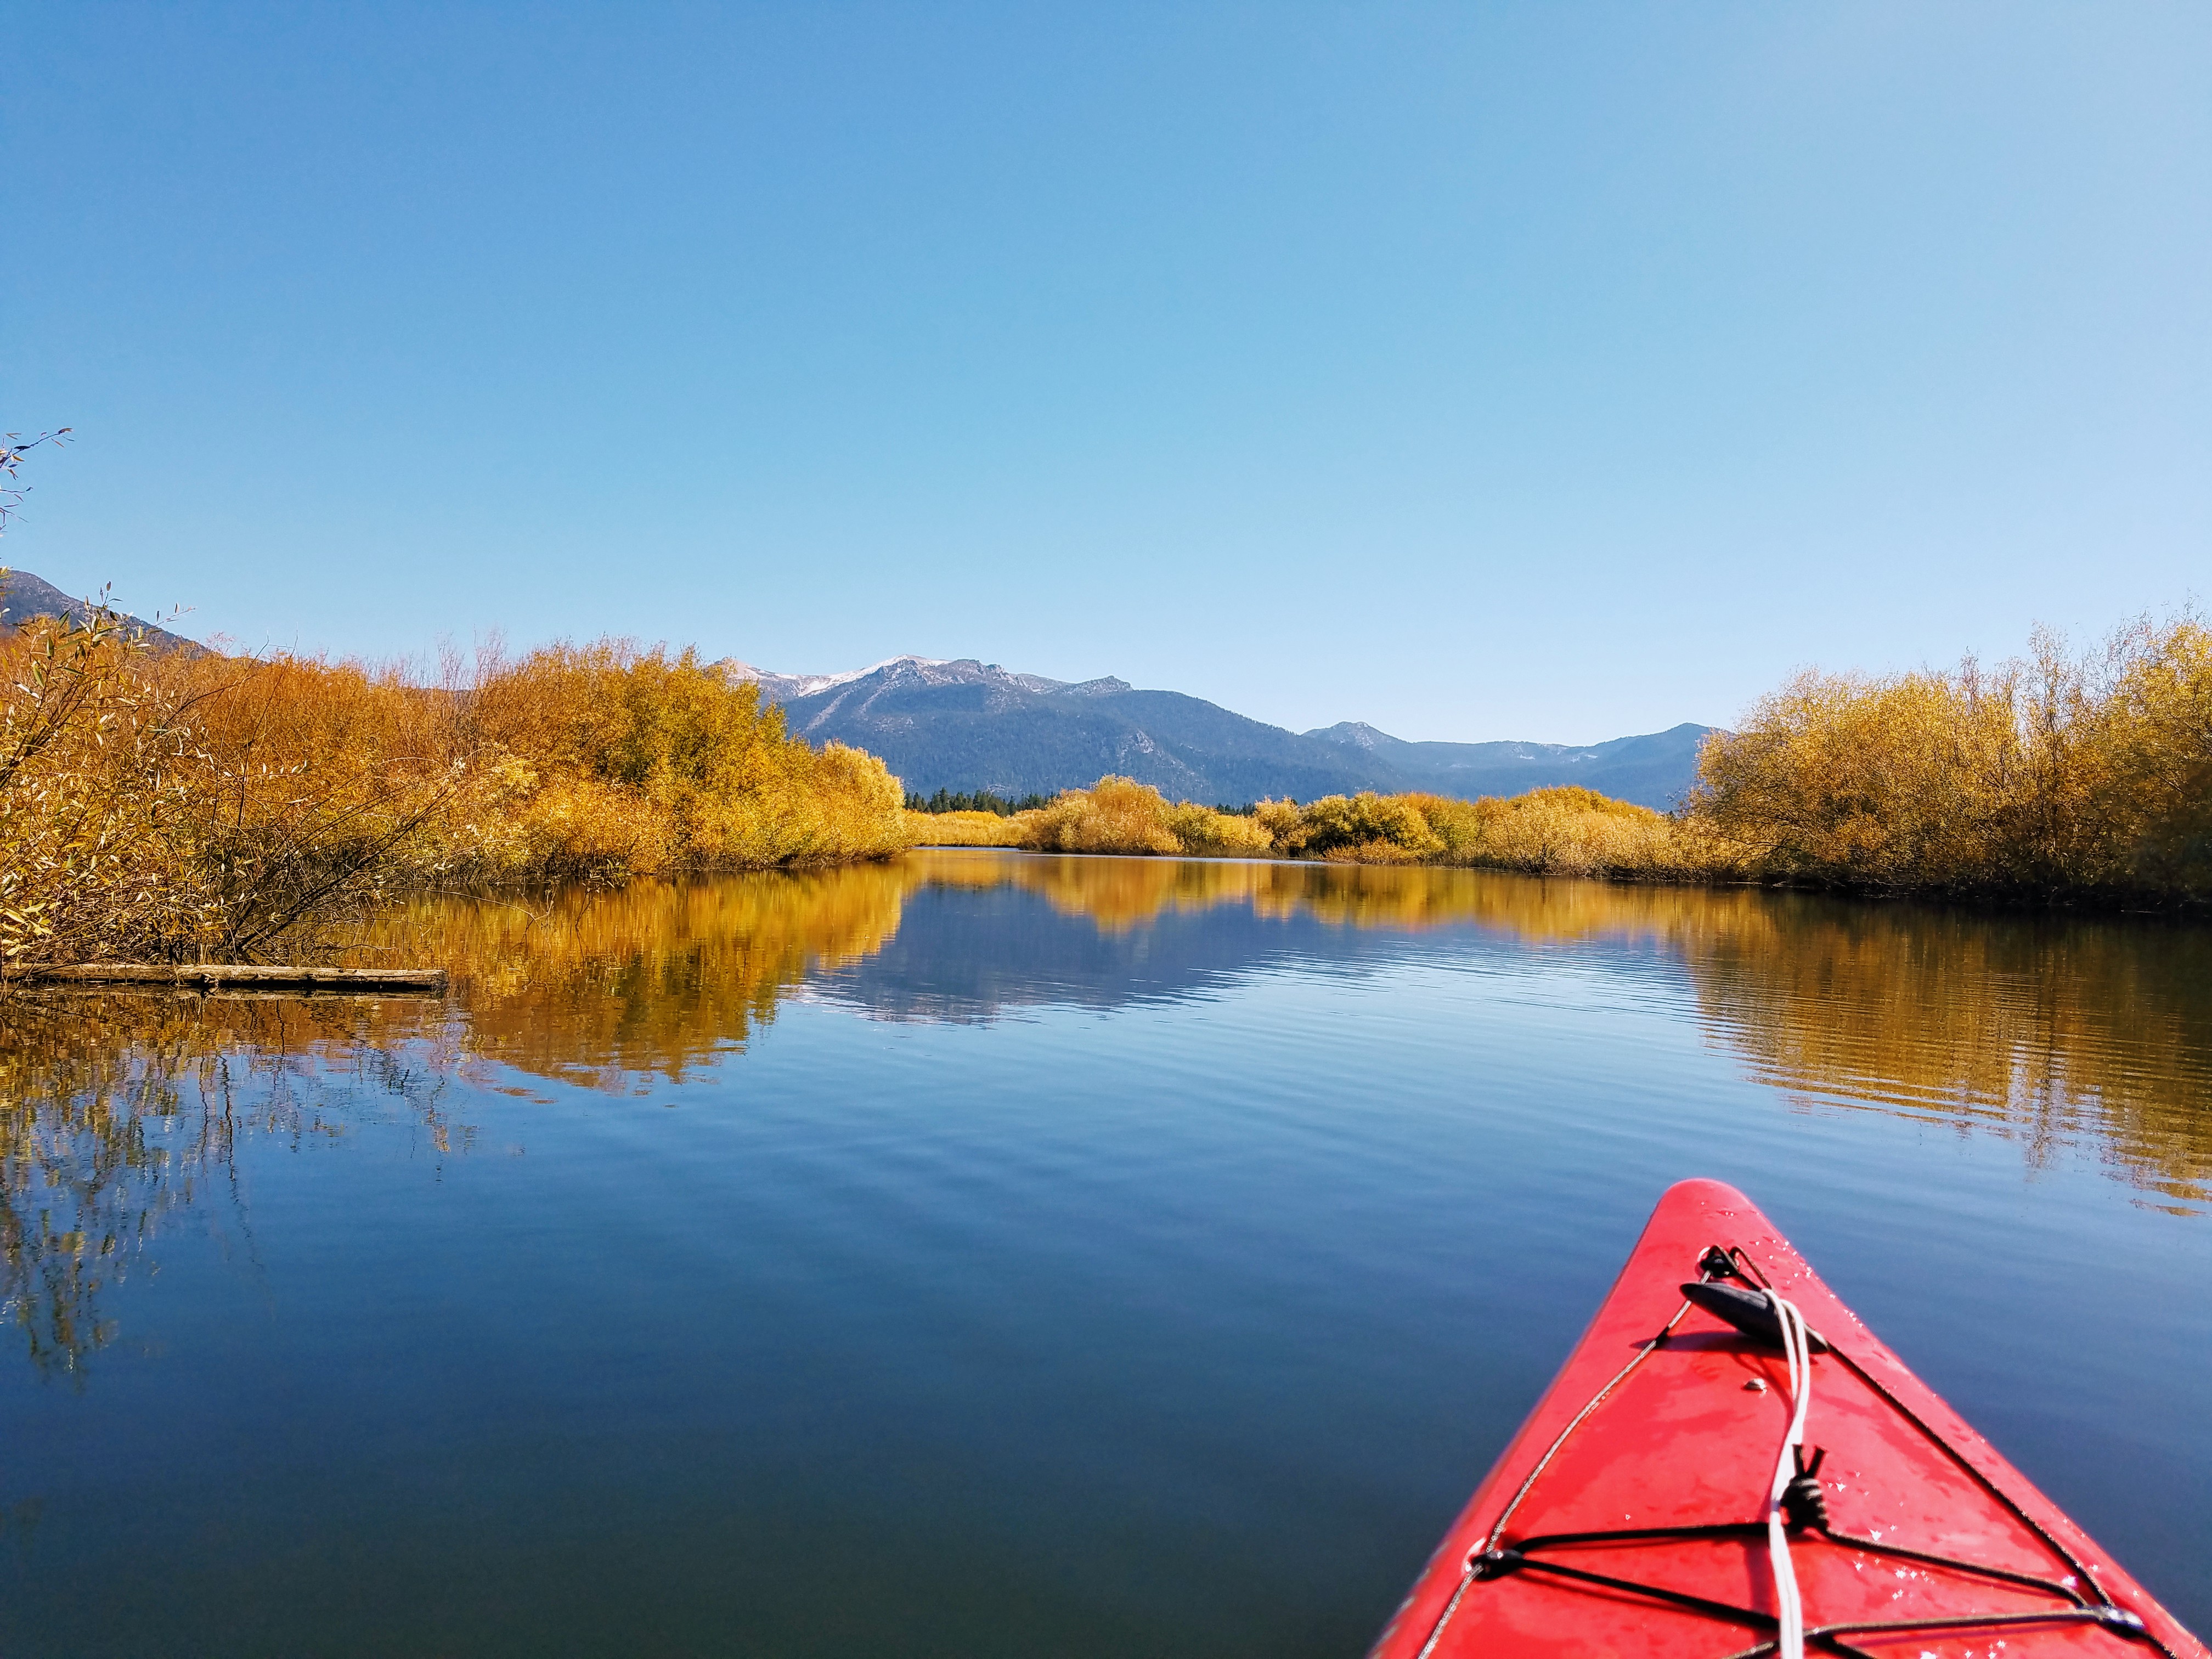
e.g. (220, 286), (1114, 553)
(3, 850), (2208, 1377)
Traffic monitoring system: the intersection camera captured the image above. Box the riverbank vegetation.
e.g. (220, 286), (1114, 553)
(912, 772), (1720, 876)
(1689, 614), (2211, 902)
(911, 614), (2212, 907)
(0, 592), (908, 972)
(11, 567), (2204, 983)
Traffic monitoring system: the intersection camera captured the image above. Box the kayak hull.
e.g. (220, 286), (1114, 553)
(1368, 1179), (2206, 1658)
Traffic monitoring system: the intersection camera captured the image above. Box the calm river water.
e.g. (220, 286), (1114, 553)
(2, 851), (2208, 1656)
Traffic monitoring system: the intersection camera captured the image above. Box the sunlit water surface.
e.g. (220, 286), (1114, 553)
(2, 851), (2208, 1656)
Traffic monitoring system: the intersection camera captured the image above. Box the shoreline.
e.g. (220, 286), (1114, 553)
(901, 840), (2212, 919)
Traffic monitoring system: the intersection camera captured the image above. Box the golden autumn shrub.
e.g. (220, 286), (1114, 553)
(1451, 788), (1726, 879)
(1020, 776), (1183, 853)
(454, 641), (909, 876)
(1163, 799), (1275, 856)
(1687, 614), (2212, 900)
(0, 613), (227, 965)
(1235, 786), (1707, 877)
(2096, 617), (2212, 893)
(0, 602), (913, 970)
(1015, 776), (1271, 857)
(1283, 791), (1446, 861)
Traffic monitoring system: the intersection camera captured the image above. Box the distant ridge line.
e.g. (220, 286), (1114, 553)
(721, 653), (1712, 809)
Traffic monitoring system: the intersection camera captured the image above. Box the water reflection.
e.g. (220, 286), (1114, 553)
(348, 851), (2212, 1209)
(1679, 904), (2212, 1210)
(0, 995), (466, 1377)
(360, 864), (910, 1088)
(3, 853), (2207, 1377)
(846, 854), (2212, 1214)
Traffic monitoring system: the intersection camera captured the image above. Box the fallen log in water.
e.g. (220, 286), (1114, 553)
(10, 963), (449, 992)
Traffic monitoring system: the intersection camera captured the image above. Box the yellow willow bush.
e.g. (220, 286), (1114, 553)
(1019, 775), (1275, 857)
(0, 620), (473, 972)
(456, 641), (910, 878)
(1432, 788), (1733, 878)
(1688, 614), (2212, 900)
(0, 603), (912, 970)
(0, 610), (304, 967)
(1260, 785), (1727, 876)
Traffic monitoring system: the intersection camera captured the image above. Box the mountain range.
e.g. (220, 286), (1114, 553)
(731, 655), (1712, 810)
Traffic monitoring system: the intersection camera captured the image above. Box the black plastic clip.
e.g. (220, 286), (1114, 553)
(1780, 1445), (1830, 1531)
(1468, 1548), (1525, 1582)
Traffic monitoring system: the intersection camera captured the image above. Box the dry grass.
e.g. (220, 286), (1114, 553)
(905, 808), (1027, 847)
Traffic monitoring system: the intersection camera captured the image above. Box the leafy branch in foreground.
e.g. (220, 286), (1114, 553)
(0, 429), (70, 539)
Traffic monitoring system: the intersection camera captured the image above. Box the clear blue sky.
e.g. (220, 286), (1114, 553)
(6, 3), (2207, 742)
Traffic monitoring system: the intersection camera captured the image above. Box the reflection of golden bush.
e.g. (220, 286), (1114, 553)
(906, 851), (2212, 1203)
(1678, 905), (2212, 1209)
(0, 864), (918, 1373)
(1013, 854), (1274, 933)
(0, 993), (465, 1375)
(907, 849), (1281, 932)
(912, 849), (1738, 938)
(354, 861), (912, 1088)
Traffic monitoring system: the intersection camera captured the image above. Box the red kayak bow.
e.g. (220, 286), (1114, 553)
(1370, 1179), (2206, 1659)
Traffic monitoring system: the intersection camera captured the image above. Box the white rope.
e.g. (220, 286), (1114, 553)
(1763, 1288), (1815, 1659)
(1414, 1279), (1827, 1659)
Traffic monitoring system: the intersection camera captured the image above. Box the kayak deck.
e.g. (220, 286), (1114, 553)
(1369, 1179), (2205, 1658)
